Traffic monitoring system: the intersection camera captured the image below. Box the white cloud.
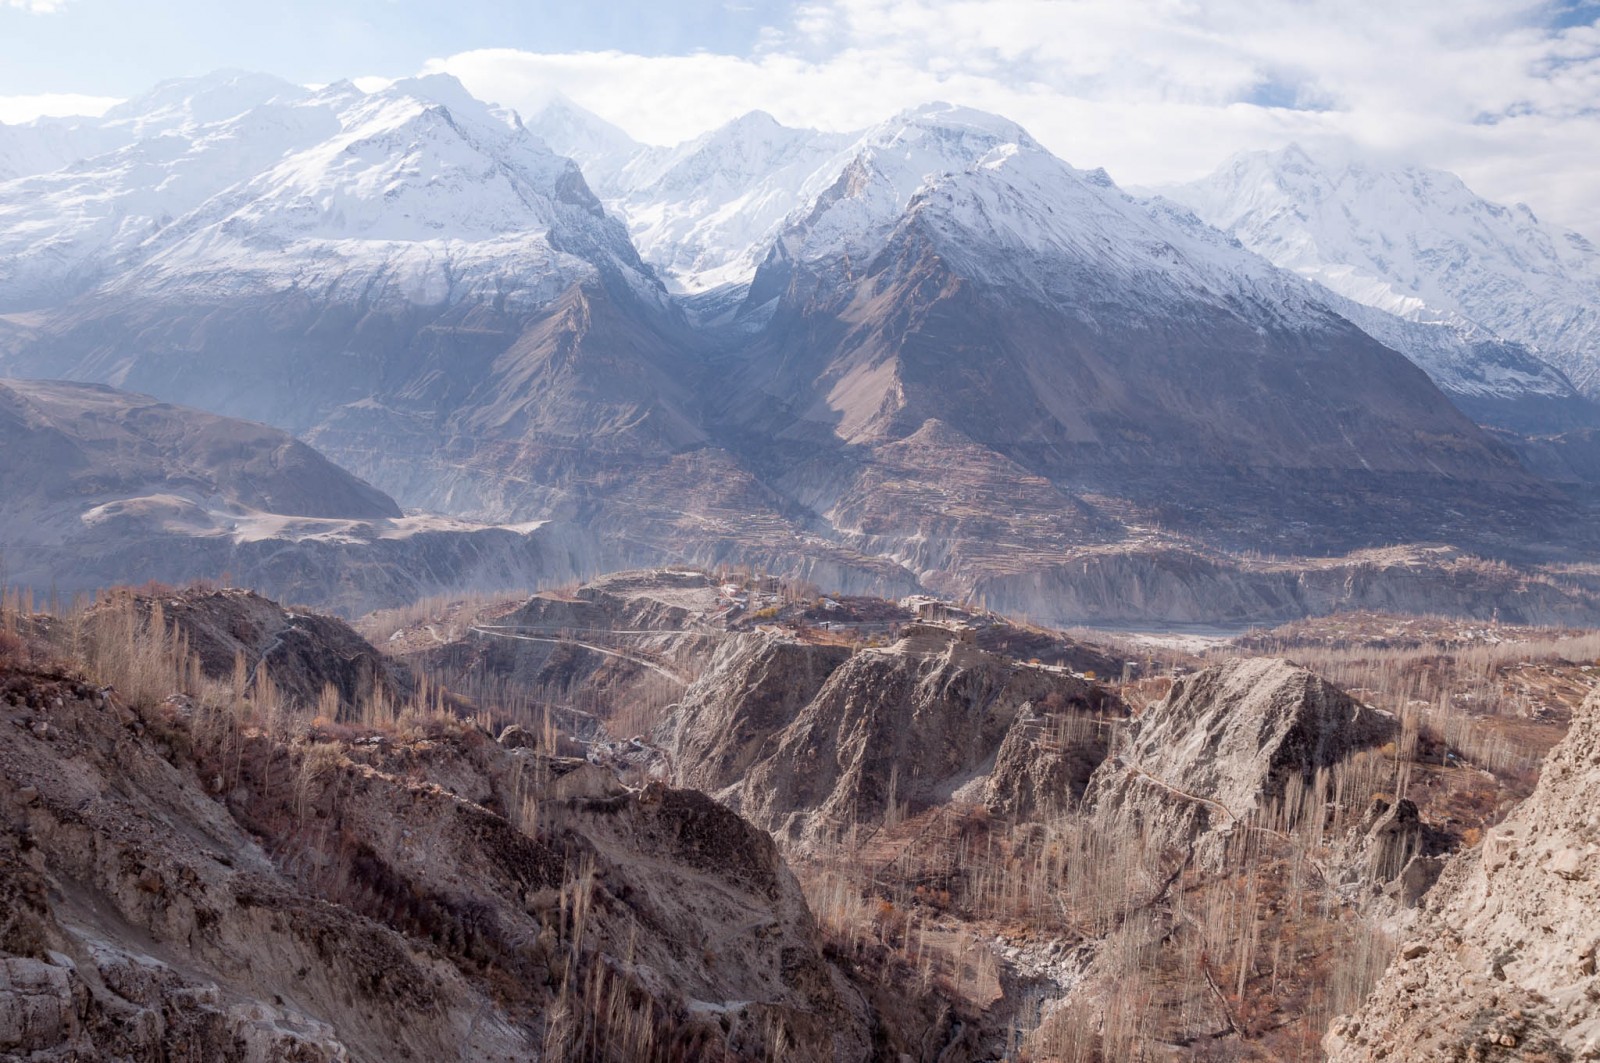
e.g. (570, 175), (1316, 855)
(3, 0), (70, 11)
(0, 92), (120, 124)
(424, 0), (1600, 236)
(351, 76), (396, 94)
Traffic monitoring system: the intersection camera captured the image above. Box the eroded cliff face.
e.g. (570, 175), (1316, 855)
(1327, 686), (1600, 1062)
(662, 626), (1122, 844)
(657, 633), (854, 796)
(1085, 657), (1399, 869)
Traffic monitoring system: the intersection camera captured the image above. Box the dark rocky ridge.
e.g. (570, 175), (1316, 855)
(661, 625), (1124, 843)
(727, 211), (1561, 550)
(0, 377), (398, 526)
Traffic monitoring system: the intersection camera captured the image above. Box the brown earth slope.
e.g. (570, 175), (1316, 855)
(0, 599), (972, 1061)
(1326, 684), (1600, 1062)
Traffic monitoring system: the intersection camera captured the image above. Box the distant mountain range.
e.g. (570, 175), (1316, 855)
(0, 378), (602, 613)
(532, 96), (1600, 427)
(1168, 145), (1600, 397)
(2, 71), (1599, 622)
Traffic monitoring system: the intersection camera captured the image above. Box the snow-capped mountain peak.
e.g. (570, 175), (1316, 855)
(525, 93), (642, 174)
(0, 70), (307, 186)
(3, 73), (1593, 429)
(770, 102), (1053, 279)
(876, 101), (1036, 151)
(532, 97), (1048, 295)
(0, 72), (651, 313)
(99, 70), (309, 138)
(1168, 145), (1600, 392)
(749, 118), (1590, 422)
(534, 99), (853, 293)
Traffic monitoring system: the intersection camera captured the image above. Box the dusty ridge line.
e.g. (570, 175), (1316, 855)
(1124, 763), (1241, 824)
(474, 624), (704, 636)
(1124, 763), (1340, 889)
(469, 626), (690, 684)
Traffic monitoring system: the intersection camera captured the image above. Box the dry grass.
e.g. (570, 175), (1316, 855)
(13, 576), (1594, 1060)
(1235, 627), (1596, 801)
(783, 617), (1596, 1060)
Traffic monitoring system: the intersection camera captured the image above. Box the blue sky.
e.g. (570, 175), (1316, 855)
(0, 1), (793, 96)
(3, 0), (1598, 235)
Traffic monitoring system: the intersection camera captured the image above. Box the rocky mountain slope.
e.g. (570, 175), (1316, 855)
(0, 376), (398, 530)
(1326, 683), (1600, 1061)
(6, 570), (1589, 1059)
(0, 378), (605, 613)
(1306, 292), (1600, 434)
(710, 104), (1570, 585)
(571, 574), (1501, 1057)
(0, 587), (973, 1061)
(0, 72), (689, 470)
(1170, 145), (1600, 398)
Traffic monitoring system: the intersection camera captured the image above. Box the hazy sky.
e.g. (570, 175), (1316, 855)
(3, 0), (1598, 234)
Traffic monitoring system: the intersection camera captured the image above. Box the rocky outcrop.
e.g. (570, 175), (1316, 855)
(658, 633), (853, 794)
(81, 586), (410, 718)
(1085, 657), (1397, 867)
(1326, 686), (1600, 1062)
(984, 701), (1114, 820)
(1331, 796), (1447, 912)
(665, 626), (1119, 843)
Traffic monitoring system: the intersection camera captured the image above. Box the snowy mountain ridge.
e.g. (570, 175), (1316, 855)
(530, 101), (853, 293)
(0, 70), (306, 183)
(2, 73), (1593, 426)
(1167, 145), (1600, 394)
(0, 72), (654, 313)
(726, 106), (1583, 417)
(755, 109), (1326, 332)
(0, 71), (1589, 601)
